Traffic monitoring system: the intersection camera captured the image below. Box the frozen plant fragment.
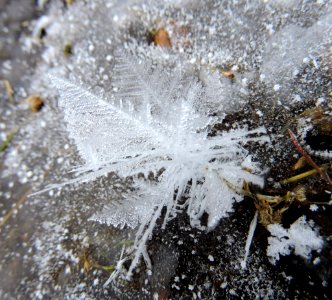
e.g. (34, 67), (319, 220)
(241, 210), (258, 269)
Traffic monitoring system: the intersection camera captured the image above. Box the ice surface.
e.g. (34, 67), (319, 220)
(261, 11), (332, 92)
(1, 0), (331, 298)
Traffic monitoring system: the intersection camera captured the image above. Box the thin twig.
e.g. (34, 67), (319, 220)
(288, 129), (332, 187)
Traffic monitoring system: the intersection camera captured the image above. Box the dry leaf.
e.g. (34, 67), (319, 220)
(293, 156), (307, 170)
(154, 28), (172, 48)
(293, 185), (307, 202)
(27, 95), (44, 112)
(221, 70), (235, 79)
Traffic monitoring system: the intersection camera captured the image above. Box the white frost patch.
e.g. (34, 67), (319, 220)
(273, 84), (281, 91)
(310, 204), (319, 212)
(261, 12), (331, 89)
(292, 94), (302, 103)
(267, 216), (323, 264)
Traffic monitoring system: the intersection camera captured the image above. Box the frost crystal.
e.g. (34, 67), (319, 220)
(49, 55), (268, 278)
(267, 216), (323, 264)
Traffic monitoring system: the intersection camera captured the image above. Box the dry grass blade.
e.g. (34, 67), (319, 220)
(280, 167), (327, 184)
(3, 79), (14, 102)
(0, 188), (32, 230)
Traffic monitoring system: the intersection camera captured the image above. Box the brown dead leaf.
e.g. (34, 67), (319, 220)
(27, 95), (44, 112)
(154, 28), (172, 48)
(292, 156), (307, 170)
(221, 70), (235, 79)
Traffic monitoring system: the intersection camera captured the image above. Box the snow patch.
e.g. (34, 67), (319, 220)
(267, 216), (323, 264)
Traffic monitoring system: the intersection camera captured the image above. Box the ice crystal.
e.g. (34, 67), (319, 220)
(267, 216), (323, 264)
(48, 55), (268, 278)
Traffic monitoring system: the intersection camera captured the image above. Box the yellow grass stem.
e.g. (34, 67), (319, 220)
(280, 168), (323, 184)
(0, 188), (32, 229)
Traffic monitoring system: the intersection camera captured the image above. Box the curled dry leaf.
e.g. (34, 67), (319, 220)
(27, 95), (44, 112)
(292, 156), (307, 170)
(153, 28), (172, 48)
(221, 70), (235, 79)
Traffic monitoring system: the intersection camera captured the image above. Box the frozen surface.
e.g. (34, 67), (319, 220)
(0, 0), (331, 299)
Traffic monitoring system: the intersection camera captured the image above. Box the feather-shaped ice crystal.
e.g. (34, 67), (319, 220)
(48, 55), (269, 278)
